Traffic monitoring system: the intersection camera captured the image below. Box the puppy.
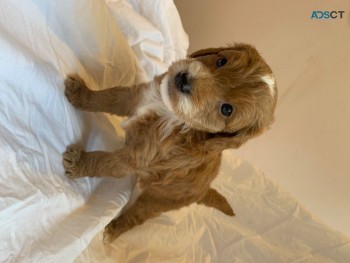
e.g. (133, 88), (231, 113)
(62, 43), (277, 243)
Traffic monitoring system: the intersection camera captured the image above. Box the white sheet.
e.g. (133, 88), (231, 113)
(105, 0), (188, 80)
(0, 0), (138, 262)
(0, 0), (349, 262)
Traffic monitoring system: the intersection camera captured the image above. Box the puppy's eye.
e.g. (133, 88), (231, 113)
(221, 104), (233, 117)
(216, 57), (227, 68)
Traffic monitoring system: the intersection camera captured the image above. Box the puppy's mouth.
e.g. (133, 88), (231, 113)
(160, 73), (196, 124)
(160, 70), (193, 113)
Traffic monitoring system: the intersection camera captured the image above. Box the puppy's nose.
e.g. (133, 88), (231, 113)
(175, 72), (191, 93)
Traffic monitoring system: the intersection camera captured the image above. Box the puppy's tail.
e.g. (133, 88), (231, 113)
(197, 188), (235, 216)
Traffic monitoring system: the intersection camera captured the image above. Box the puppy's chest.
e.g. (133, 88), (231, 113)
(122, 113), (185, 164)
(121, 84), (187, 164)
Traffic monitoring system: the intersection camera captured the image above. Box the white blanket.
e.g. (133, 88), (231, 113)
(0, 0), (349, 262)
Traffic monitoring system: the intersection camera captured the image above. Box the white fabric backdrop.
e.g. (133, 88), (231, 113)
(1, 0), (349, 262)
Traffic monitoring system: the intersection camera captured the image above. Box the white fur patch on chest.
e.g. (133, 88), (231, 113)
(136, 82), (165, 116)
(122, 82), (164, 128)
(121, 82), (185, 139)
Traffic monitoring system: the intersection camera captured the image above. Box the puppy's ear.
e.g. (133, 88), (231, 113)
(188, 43), (256, 58)
(189, 47), (229, 58)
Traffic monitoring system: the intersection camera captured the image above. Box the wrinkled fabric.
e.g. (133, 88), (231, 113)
(1, 0), (349, 262)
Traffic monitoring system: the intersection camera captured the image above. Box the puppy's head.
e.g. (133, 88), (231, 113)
(160, 43), (277, 150)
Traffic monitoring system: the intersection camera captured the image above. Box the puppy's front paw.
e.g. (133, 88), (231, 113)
(62, 145), (84, 178)
(64, 74), (89, 109)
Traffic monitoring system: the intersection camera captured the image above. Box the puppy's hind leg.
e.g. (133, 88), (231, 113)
(62, 145), (135, 179)
(103, 193), (185, 243)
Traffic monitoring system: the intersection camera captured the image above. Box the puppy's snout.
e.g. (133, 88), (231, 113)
(175, 72), (191, 94)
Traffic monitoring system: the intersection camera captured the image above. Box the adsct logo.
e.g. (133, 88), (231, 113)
(311, 11), (345, 19)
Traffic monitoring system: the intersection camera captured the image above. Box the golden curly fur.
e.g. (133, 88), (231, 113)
(62, 43), (277, 243)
